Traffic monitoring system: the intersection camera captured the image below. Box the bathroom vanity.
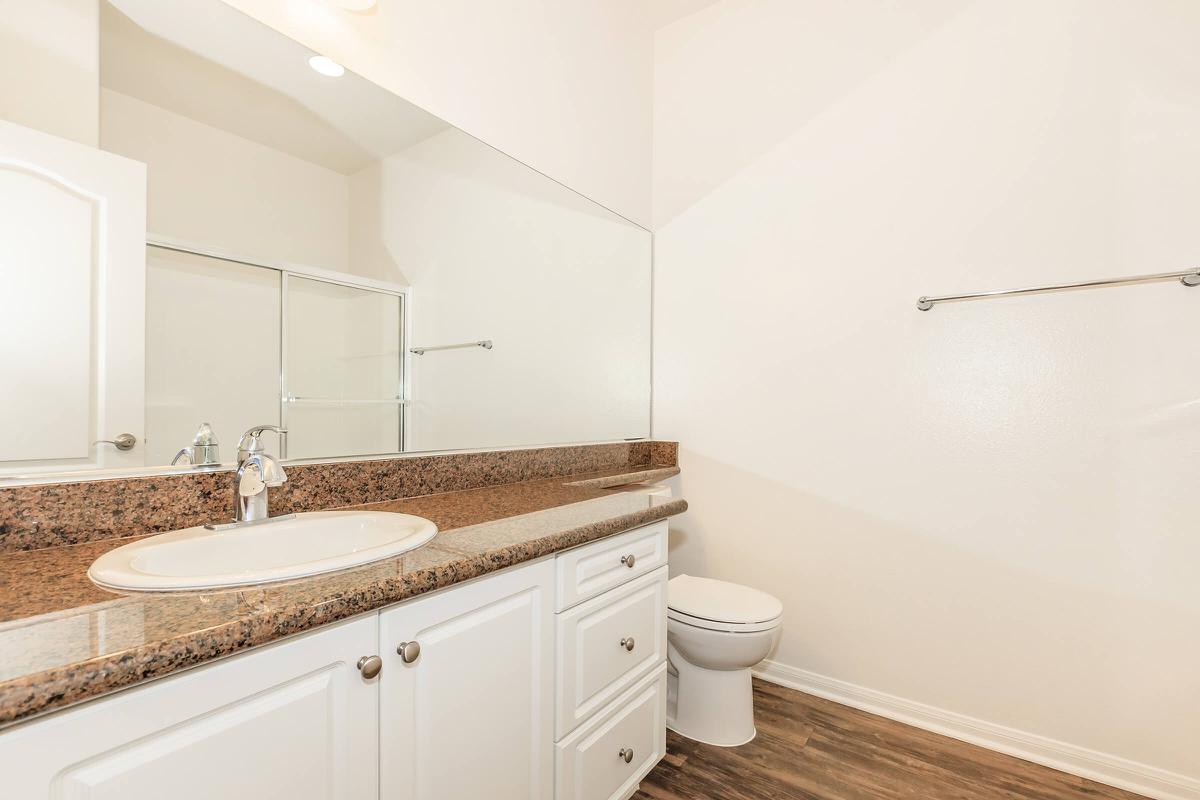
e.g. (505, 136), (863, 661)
(0, 507), (674, 800)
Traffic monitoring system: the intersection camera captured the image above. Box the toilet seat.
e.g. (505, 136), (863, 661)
(667, 575), (782, 634)
(668, 607), (781, 633)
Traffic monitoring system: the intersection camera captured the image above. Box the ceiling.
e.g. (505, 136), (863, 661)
(101, 0), (449, 175)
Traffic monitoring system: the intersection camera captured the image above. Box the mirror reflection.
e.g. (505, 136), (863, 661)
(0, 0), (651, 478)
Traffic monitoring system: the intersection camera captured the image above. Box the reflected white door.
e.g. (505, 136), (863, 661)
(0, 119), (146, 471)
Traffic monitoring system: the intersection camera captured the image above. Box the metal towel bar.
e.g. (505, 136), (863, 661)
(917, 268), (1200, 311)
(409, 340), (493, 355)
(284, 395), (407, 406)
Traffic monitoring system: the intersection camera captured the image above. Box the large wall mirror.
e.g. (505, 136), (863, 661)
(0, 0), (651, 481)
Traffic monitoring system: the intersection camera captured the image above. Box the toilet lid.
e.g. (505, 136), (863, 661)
(667, 575), (782, 626)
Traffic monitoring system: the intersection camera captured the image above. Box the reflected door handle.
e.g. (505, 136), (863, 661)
(95, 433), (137, 451)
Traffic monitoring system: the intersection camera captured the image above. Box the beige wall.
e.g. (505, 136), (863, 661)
(653, 0), (1200, 795)
(100, 88), (350, 273)
(218, 0), (655, 227)
(350, 127), (651, 452)
(0, 0), (99, 145)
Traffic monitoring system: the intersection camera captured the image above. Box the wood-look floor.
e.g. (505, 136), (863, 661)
(634, 680), (1148, 800)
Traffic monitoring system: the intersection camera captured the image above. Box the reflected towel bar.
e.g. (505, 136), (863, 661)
(284, 395), (408, 405)
(409, 340), (493, 355)
(917, 268), (1200, 311)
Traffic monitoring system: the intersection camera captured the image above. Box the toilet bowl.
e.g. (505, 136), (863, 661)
(666, 575), (782, 747)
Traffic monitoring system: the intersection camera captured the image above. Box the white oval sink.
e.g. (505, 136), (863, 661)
(88, 511), (438, 592)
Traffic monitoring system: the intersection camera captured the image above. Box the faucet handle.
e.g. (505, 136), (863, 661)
(238, 424), (286, 447)
(237, 425), (288, 462)
(236, 457), (287, 494)
(237, 461), (267, 497)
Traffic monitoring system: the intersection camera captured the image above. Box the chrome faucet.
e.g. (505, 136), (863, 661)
(171, 422), (221, 468)
(233, 425), (288, 523)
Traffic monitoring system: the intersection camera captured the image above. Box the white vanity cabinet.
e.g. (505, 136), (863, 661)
(553, 521), (669, 800)
(378, 558), (555, 800)
(0, 614), (380, 800)
(0, 521), (670, 800)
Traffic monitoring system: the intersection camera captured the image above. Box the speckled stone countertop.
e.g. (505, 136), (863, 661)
(0, 465), (685, 730)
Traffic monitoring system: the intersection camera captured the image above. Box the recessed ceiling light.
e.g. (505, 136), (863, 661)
(308, 55), (345, 78)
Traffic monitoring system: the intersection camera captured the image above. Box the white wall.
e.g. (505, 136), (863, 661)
(351, 127), (651, 452)
(0, 0), (99, 146)
(100, 88), (350, 272)
(653, 0), (1200, 793)
(218, 0), (655, 227)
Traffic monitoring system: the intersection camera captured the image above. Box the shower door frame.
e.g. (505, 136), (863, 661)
(147, 234), (412, 460)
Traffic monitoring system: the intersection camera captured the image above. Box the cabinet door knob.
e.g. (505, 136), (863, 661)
(620, 636), (636, 652)
(620, 553), (636, 569)
(397, 640), (421, 664)
(357, 655), (383, 679)
(619, 747), (634, 764)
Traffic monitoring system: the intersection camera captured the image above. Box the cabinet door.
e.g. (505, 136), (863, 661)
(0, 616), (379, 800)
(556, 566), (668, 738)
(556, 666), (668, 800)
(380, 559), (555, 800)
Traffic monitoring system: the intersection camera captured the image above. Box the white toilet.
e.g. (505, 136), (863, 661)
(666, 574), (783, 747)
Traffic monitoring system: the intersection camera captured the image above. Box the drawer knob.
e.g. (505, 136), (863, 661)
(620, 636), (636, 652)
(620, 553), (636, 569)
(619, 747), (634, 764)
(397, 640), (422, 664)
(357, 655), (383, 679)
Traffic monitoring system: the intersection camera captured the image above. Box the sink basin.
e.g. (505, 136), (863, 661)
(88, 511), (438, 592)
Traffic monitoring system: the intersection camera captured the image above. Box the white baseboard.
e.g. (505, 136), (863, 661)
(753, 660), (1200, 800)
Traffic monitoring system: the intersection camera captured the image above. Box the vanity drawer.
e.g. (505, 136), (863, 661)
(556, 565), (667, 738)
(556, 520), (667, 611)
(555, 664), (667, 800)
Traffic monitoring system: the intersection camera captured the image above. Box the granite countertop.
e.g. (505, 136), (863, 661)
(0, 465), (685, 730)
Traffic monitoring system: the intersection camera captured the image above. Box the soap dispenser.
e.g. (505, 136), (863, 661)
(170, 423), (221, 467)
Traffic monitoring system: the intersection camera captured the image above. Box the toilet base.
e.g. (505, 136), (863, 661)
(667, 642), (758, 747)
(666, 721), (757, 748)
